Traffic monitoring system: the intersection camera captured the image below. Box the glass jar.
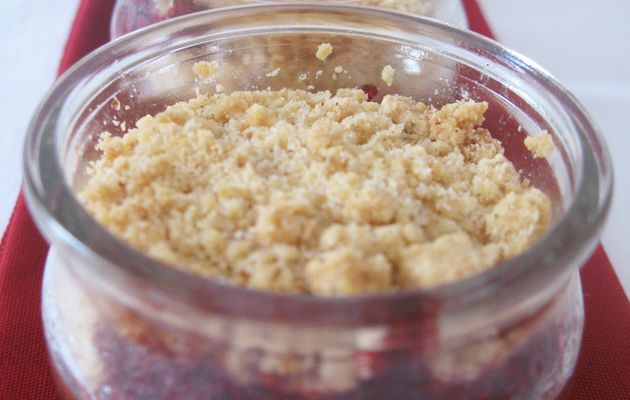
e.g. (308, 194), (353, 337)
(110, 0), (468, 38)
(24, 4), (611, 399)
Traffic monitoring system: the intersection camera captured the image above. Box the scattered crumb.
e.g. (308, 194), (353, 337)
(316, 43), (333, 61)
(524, 130), (554, 158)
(316, 70), (323, 79)
(192, 60), (219, 79)
(124, 105), (131, 111)
(332, 73), (337, 81)
(307, 85), (315, 91)
(265, 68), (281, 78)
(334, 65), (344, 74)
(381, 65), (395, 87)
(298, 73), (307, 81)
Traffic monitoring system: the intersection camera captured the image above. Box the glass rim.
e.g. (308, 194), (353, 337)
(24, 4), (613, 326)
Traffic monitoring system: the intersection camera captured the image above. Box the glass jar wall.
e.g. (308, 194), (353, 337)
(24, 5), (612, 399)
(43, 247), (584, 399)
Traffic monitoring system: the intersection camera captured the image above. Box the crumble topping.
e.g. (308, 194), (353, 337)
(81, 89), (551, 295)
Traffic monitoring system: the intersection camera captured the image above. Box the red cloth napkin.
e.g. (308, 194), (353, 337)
(0, 2), (115, 399)
(0, 0), (627, 398)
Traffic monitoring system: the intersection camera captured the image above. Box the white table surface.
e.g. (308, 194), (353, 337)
(1, 0), (628, 297)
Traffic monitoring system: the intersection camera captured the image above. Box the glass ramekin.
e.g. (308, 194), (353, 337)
(24, 4), (612, 399)
(110, 0), (468, 38)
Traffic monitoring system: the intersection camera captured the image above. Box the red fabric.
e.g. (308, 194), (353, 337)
(462, 0), (496, 38)
(464, 1), (630, 397)
(569, 246), (630, 397)
(57, 0), (116, 76)
(0, 195), (53, 399)
(0, 0), (627, 399)
(0, 1), (115, 399)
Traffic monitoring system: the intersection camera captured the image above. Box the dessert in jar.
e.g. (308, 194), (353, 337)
(25, 5), (612, 400)
(110, 0), (468, 38)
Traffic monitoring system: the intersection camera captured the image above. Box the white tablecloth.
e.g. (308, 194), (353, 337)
(1, 0), (627, 296)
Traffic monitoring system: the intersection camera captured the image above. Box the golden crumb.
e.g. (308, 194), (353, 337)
(316, 43), (333, 61)
(381, 65), (395, 87)
(192, 60), (219, 79)
(82, 89), (550, 296)
(524, 130), (554, 158)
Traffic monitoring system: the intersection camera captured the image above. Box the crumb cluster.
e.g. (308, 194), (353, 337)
(381, 65), (396, 87)
(316, 43), (333, 61)
(81, 89), (551, 295)
(192, 61), (218, 79)
(524, 130), (554, 158)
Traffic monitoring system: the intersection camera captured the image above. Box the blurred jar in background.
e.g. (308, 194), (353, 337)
(110, 0), (468, 38)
